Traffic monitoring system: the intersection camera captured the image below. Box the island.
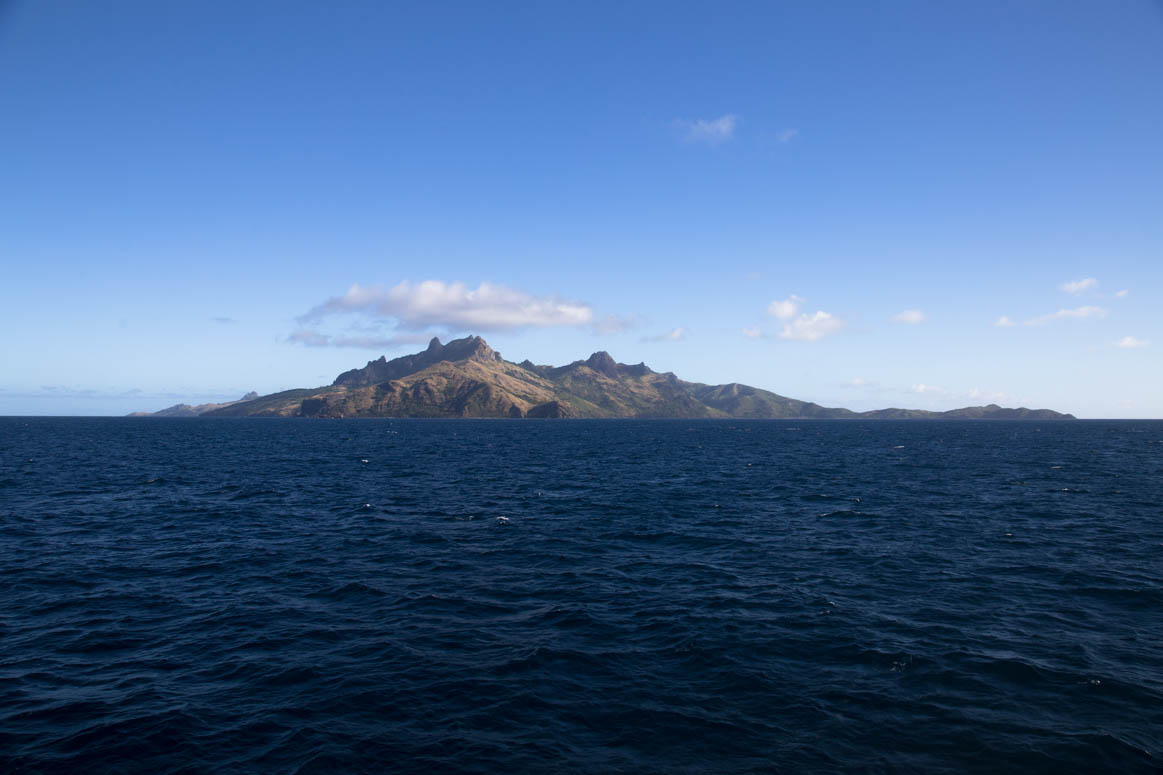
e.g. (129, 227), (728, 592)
(129, 335), (1075, 420)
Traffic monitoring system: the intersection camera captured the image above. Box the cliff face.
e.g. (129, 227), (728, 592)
(194, 335), (1076, 420)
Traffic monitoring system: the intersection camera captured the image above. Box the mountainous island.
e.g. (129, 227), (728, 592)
(130, 335), (1075, 420)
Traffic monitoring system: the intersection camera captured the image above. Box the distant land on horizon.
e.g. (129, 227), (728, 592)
(129, 336), (1075, 421)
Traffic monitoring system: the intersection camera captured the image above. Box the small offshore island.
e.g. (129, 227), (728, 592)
(131, 335), (1074, 420)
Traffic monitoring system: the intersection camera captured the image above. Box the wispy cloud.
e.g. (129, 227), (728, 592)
(868, 382), (1016, 405)
(967, 387), (1011, 403)
(1116, 289), (1129, 298)
(676, 114), (740, 146)
(1024, 306), (1107, 326)
(641, 327), (687, 343)
(741, 326), (763, 339)
(1115, 336), (1149, 349)
(776, 128), (799, 143)
(288, 330), (330, 347)
(592, 313), (637, 335)
(212, 316), (237, 325)
(299, 280), (595, 332)
(1060, 277), (1098, 295)
(843, 377), (877, 389)
(994, 316), (1017, 328)
(287, 330), (434, 349)
(892, 309), (925, 324)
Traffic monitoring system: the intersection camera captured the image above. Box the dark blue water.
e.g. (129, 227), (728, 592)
(2, 418), (1161, 773)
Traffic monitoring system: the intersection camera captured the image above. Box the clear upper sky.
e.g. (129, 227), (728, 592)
(1, 1), (1160, 417)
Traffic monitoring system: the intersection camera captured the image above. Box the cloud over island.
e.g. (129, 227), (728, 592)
(299, 280), (595, 331)
(291, 280), (635, 349)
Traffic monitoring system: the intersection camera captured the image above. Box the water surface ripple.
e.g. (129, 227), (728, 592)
(2, 418), (1161, 773)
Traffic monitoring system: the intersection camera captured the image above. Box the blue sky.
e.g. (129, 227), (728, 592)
(1, 1), (1160, 417)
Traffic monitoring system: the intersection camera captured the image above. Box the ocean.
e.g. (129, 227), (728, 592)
(2, 418), (1161, 773)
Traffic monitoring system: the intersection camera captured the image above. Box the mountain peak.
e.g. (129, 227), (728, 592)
(332, 334), (501, 387)
(585, 350), (619, 378)
(442, 335), (496, 362)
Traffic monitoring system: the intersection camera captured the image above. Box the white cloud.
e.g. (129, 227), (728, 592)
(776, 128), (799, 143)
(677, 114), (740, 145)
(844, 377), (876, 389)
(909, 383), (948, 395)
(994, 316), (1016, 327)
(641, 327), (688, 343)
(742, 327), (763, 338)
(1024, 306), (1107, 326)
(766, 294), (804, 321)
(1116, 289), (1129, 298)
(299, 280), (595, 331)
(1115, 336), (1149, 349)
(779, 311), (843, 342)
(1060, 277), (1098, 295)
(764, 295), (842, 341)
(892, 309), (925, 324)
